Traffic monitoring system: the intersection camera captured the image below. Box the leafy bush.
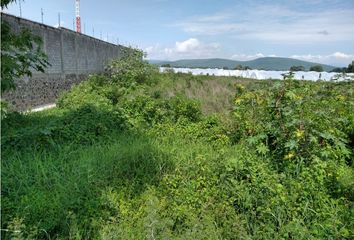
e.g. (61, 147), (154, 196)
(1, 105), (128, 152)
(121, 95), (202, 127)
(1, 100), (9, 120)
(289, 65), (305, 71)
(148, 115), (230, 149)
(57, 76), (114, 110)
(105, 48), (159, 87)
(309, 65), (324, 72)
(232, 74), (353, 166)
(1, 12), (49, 93)
(229, 74), (354, 238)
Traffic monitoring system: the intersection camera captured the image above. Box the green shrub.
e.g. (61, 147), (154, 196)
(105, 48), (159, 87)
(121, 95), (201, 127)
(232, 75), (353, 168)
(57, 75), (114, 110)
(1, 105), (128, 152)
(309, 65), (324, 72)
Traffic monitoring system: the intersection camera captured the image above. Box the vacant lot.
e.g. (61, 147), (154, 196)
(2, 59), (354, 239)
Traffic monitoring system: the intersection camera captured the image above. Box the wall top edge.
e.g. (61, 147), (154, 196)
(1, 12), (129, 49)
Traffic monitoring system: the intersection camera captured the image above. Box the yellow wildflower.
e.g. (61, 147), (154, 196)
(284, 152), (295, 160)
(235, 98), (243, 105)
(295, 129), (304, 139)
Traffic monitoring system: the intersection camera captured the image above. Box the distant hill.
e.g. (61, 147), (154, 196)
(147, 60), (166, 65)
(149, 57), (337, 72)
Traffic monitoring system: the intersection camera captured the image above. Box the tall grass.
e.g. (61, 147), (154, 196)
(2, 132), (174, 238)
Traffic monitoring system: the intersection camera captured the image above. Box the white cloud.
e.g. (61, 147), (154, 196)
(145, 45), (159, 54)
(332, 52), (353, 59)
(176, 38), (200, 52)
(291, 52), (354, 66)
(145, 38), (221, 60)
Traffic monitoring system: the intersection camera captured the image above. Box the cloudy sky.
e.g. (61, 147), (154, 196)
(3, 0), (354, 66)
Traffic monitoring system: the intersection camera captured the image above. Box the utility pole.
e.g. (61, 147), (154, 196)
(73, 18), (75, 30)
(75, 0), (81, 33)
(84, 23), (86, 34)
(100, 31), (102, 40)
(58, 12), (61, 27)
(19, 0), (22, 17)
(92, 27), (95, 37)
(41, 8), (44, 23)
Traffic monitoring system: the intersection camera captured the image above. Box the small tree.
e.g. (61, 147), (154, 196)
(346, 60), (354, 73)
(309, 65), (323, 72)
(234, 65), (251, 70)
(234, 64), (243, 70)
(331, 67), (346, 73)
(105, 48), (158, 86)
(1, 0), (49, 93)
(289, 65), (305, 71)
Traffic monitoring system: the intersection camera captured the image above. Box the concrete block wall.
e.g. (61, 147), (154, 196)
(1, 13), (130, 110)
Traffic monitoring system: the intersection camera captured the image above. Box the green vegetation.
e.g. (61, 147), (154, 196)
(234, 64), (252, 70)
(347, 60), (354, 73)
(309, 65), (324, 72)
(331, 60), (354, 73)
(2, 53), (354, 239)
(289, 65), (305, 71)
(331, 67), (347, 73)
(152, 57), (337, 71)
(1, 0), (49, 93)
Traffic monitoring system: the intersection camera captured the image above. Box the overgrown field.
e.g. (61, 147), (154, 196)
(2, 53), (354, 239)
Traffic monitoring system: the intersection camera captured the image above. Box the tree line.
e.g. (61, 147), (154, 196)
(290, 61), (354, 73)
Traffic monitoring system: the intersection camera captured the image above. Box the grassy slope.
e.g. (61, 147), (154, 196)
(144, 73), (277, 115)
(1, 72), (354, 239)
